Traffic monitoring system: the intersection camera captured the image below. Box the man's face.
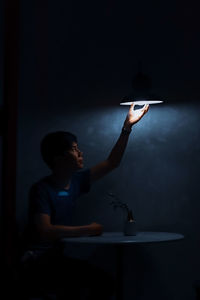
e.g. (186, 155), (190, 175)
(55, 142), (84, 172)
(66, 142), (84, 170)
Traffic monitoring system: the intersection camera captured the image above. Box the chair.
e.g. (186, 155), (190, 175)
(12, 225), (58, 300)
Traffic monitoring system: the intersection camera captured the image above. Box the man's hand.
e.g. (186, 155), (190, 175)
(123, 103), (149, 130)
(87, 222), (103, 236)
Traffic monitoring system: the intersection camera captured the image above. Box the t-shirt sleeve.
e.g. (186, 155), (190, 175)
(29, 183), (51, 216)
(76, 168), (91, 195)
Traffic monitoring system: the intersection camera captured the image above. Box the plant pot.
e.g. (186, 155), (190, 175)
(123, 220), (137, 236)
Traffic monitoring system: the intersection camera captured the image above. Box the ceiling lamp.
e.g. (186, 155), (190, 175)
(120, 63), (163, 106)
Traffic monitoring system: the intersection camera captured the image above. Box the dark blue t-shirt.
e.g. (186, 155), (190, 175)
(26, 169), (91, 251)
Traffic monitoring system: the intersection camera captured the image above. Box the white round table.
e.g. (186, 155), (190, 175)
(62, 231), (184, 244)
(62, 231), (184, 300)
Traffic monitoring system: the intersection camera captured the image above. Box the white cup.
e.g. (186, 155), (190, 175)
(123, 220), (137, 236)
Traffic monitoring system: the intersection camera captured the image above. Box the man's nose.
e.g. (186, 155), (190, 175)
(79, 150), (83, 156)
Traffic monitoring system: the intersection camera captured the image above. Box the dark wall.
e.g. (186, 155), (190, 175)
(17, 1), (200, 299)
(0, 0), (4, 247)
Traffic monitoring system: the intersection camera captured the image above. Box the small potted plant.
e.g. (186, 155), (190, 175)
(108, 192), (137, 236)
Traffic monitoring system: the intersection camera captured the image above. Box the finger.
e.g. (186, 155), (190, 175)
(141, 104), (147, 110)
(142, 104), (149, 113)
(145, 104), (149, 112)
(139, 105), (148, 117)
(129, 102), (135, 112)
(132, 102), (136, 109)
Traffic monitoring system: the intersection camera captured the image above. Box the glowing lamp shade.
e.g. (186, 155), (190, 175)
(120, 100), (163, 105)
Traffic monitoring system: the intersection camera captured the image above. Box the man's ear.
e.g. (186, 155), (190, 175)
(53, 155), (63, 166)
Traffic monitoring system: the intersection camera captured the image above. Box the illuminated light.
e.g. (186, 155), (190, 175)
(120, 100), (163, 105)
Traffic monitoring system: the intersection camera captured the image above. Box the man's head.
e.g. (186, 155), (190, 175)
(40, 131), (83, 172)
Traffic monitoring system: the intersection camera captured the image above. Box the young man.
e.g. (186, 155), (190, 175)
(22, 103), (149, 300)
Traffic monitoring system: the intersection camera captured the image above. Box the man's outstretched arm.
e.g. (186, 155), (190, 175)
(90, 103), (149, 182)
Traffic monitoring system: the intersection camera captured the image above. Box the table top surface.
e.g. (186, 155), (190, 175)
(61, 231), (184, 245)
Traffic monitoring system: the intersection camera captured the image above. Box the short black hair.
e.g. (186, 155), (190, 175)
(40, 131), (77, 169)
